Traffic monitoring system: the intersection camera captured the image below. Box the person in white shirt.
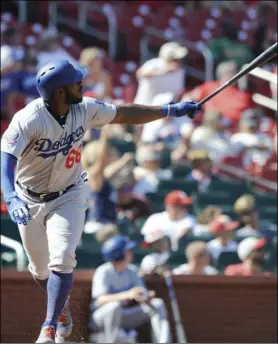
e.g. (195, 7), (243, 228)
(231, 109), (273, 158)
(134, 41), (188, 105)
(36, 29), (78, 71)
(141, 190), (196, 251)
(190, 110), (236, 162)
(207, 215), (239, 262)
(133, 145), (172, 196)
(173, 241), (218, 275)
(140, 228), (171, 275)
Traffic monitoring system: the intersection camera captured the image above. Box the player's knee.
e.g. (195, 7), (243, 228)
(29, 263), (50, 280)
(48, 250), (76, 273)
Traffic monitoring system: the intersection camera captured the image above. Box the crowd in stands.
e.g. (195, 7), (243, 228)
(1, 0), (277, 278)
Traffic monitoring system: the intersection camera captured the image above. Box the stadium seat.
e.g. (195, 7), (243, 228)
(215, 251), (241, 272)
(172, 165), (192, 178)
(193, 191), (235, 212)
(158, 179), (198, 195)
(207, 180), (250, 197)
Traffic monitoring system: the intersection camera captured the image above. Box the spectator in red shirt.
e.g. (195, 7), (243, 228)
(182, 61), (253, 125)
(225, 237), (270, 276)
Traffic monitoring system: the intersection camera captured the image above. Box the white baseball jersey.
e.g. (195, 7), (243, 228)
(1, 97), (116, 193)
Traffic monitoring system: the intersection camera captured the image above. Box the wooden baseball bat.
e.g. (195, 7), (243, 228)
(164, 272), (188, 343)
(198, 42), (278, 106)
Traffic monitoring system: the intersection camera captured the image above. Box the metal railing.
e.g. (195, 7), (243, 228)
(239, 65), (277, 111)
(47, 1), (117, 59)
(140, 27), (214, 82)
(1, 235), (26, 271)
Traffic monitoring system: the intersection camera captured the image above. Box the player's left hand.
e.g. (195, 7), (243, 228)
(161, 101), (201, 119)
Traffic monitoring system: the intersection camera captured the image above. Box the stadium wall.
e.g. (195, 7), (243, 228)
(1, 270), (277, 343)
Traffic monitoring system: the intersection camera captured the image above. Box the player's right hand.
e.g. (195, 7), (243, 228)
(6, 195), (32, 225)
(127, 287), (148, 301)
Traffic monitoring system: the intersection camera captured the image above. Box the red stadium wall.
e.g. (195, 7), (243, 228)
(1, 270), (277, 343)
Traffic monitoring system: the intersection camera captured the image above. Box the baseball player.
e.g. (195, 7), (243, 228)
(90, 234), (171, 343)
(0, 59), (200, 343)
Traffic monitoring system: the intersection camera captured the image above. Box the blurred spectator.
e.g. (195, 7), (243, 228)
(173, 241), (218, 275)
(234, 195), (277, 240)
(186, 150), (221, 191)
(224, 237), (270, 276)
(207, 215), (239, 261)
(133, 145), (172, 196)
(190, 111), (236, 162)
(134, 41), (187, 105)
(207, 19), (254, 67)
(95, 224), (120, 244)
(81, 128), (134, 234)
(182, 62), (253, 125)
(141, 191), (196, 251)
(231, 109), (273, 153)
(140, 229), (170, 275)
(89, 235), (171, 343)
(1, 190), (8, 214)
(193, 206), (223, 236)
(16, 56), (40, 100)
(116, 185), (153, 225)
(1, 27), (25, 68)
(36, 28), (78, 71)
(79, 47), (112, 100)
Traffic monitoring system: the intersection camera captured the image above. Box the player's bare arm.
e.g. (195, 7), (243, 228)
(110, 101), (201, 125)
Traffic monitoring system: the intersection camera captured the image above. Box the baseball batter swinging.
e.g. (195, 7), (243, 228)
(0, 59), (201, 343)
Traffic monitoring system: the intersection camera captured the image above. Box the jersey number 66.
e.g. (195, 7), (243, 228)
(65, 144), (82, 169)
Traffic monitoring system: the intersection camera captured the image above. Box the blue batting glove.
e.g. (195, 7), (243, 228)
(161, 101), (201, 119)
(5, 192), (32, 225)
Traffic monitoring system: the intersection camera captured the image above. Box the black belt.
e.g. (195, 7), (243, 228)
(17, 181), (75, 203)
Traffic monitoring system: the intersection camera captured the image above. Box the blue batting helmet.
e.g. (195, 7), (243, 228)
(101, 235), (137, 262)
(36, 59), (87, 100)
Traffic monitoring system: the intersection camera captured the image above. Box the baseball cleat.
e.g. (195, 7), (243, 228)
(56, 299), (73, 343)
(35, 325), (56, 343)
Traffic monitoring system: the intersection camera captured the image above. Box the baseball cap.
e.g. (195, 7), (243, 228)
(144, 228), (167, 244)
(237, 237), (266, 261)
(158, 42), (188, 62)
(210, 215), (239, 235)
(164, 190), (192, 206)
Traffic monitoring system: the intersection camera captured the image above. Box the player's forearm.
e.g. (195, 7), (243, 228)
(0, 152), (17, 200)
(113, 104), (164, 125)
(96, 291), (129, 306)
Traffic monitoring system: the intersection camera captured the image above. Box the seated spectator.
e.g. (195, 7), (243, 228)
(117, 185), (153, 225)
(224, 237), (270, 276)
(95, 224), (120, 244)
(193, 206), (223, 236)
(141, 191), (196, 251)
(186, 150), (221, 191)
(231, 109), (273, 154)
(207, 19), (254, 67)
(36, 28), (78, 71)
(89, 235), (171, 343)
(207, 215), (239, 262)
(133, 145), (172, 196)
(173, 241), (218, 275)
(79, 47), (112, 101)
(16, 56), (40, 100)
(182, 61), (253, 125)
(140, 229), (171, 275)
(1, 190), (8, 214)
(1, 27), (25, 68)
(234, 195), (277, 241)
(81, 128), (134, 234)
(189, 110), (237, 162)
(134, 41), (187, 105)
